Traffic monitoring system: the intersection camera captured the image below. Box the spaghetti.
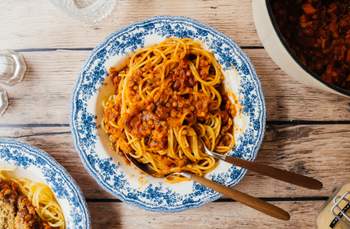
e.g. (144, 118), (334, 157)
(102, 38), (239, 182)
(0, 170), (65, 229)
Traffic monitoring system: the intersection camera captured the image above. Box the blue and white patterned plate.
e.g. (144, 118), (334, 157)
(71, 16), (266, 212)
(0, 139), (91, 228)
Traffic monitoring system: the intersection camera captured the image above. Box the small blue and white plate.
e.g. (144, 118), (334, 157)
(71, 16), (266, 212)
(0, 139), (91, 228)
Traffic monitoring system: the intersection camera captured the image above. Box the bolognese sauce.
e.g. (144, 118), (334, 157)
(102, 38), (239, 181)
(110, 56), (235, 151)
(270, 0), (350, 91)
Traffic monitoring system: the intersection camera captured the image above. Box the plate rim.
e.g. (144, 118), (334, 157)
(71, 15), (266, 212)
(0, 138), (91, 228)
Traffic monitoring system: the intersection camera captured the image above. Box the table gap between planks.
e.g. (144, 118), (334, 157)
(1, 0), (349, 228)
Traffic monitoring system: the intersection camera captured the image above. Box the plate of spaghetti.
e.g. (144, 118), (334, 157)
(71, 16), (265, 212)
(0, 139), (91, 228)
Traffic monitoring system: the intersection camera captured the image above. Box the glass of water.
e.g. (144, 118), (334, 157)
(49, 0), (116, 23)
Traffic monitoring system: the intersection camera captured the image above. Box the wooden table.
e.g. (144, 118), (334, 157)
(1, 1), (350, 228)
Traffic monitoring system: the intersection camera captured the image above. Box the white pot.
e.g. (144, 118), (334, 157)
(252, 0), (350, 97)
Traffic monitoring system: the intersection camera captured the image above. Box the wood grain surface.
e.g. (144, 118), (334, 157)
(0, 0), (260, 49)
(88, 201), (323, 229)
(1, 0), (349, 228)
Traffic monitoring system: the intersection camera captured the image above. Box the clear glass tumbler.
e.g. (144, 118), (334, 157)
(49, 0), (116, 23)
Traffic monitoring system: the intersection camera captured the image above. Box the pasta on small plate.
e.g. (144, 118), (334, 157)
(0, 139), (90, 228)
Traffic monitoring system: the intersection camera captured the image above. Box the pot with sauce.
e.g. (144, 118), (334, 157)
(252, 0), (350, 97)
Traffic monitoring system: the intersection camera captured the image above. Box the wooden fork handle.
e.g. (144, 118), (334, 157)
(190, 174), (290, 221)
(225, 156), (323, 190)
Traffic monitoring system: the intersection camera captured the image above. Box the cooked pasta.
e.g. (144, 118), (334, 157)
(102, 38), (239, 182)
(0, 170), (65, 228)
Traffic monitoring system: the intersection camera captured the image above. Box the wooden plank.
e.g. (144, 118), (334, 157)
(1, 125), (349, 199)
(88, 201), (324, 228)
(1, 49), (349, 125)
(250, 50), (350, 121)
(0, 0), (260, 49)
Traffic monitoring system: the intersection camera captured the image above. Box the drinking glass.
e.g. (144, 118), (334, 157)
(49, 0), (116, 23)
